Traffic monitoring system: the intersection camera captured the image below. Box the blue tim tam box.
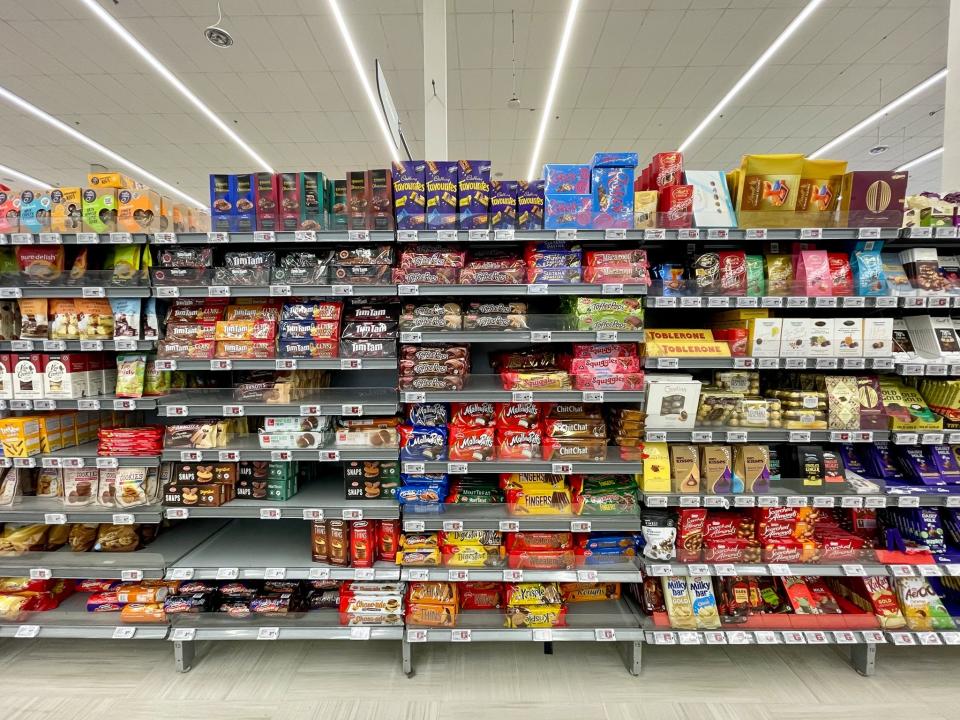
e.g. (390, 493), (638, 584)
(392, 160), (426, 230)
(457, 160), (491, 229)
(425, 161), (458, 230)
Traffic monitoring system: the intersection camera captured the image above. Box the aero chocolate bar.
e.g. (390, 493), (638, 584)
(392, 160), (426, 230)
(457, 160), (491, 229)
(516, 180), (544, 230)
(425, 161), (458, 230)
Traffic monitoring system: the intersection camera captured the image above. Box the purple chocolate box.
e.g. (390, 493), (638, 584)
(425, 161), (458, 230)
(392, 160), (426, 230)
(457, 160), (491, 229)
(544, 194), (592, 230)
(490, 180), (518, 229)
(517, 180), (544, 230)
(543, 164), (590, 194)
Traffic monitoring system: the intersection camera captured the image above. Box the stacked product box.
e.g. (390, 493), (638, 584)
(340, 298), (399, 359)
(278, 300), (342, 359)
(590, 152), (637, 229)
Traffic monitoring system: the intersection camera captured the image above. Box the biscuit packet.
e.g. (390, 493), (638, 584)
(143, 358), (170, 397)
(49, 299), (80, 340)
(97, 468), (116, 507)
(68, 248), (88, 284)
(115, 354), (146, 398)
(114, 467), (148, 508)
(76, 298), (114, 338)
(18, 298), (48, 339)
(111, 298), (141, 339)
(35, 467), (61, 498)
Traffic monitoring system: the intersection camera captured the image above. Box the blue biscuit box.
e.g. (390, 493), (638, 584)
(591, 167), (635, 228)
(591, 152), (639, 168)
(543, 164), (590, 195)
(544, 193), (592, 229)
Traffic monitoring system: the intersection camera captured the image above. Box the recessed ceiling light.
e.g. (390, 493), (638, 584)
(526, 0), (581, 180)
(0, 85), (204, 206)
(678, 0), (825, 154)
(0, 164), (53, 190)
(78, 0), (273, 172)
(896, 146), (943, 172)
(326, 0), (400, 164)
(810, 69), (947, 159)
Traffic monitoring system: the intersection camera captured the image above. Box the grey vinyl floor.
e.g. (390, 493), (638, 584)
(1, 638), (959, 719)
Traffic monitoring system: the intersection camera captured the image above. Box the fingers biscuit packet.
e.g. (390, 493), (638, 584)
(559, 582), (620, 603)
(406, 602), (457, 627)
(505, 582), (562, 606)
(407, 582), (459, 606)
(503, 475), (572, 515)
(504, 604), (567, 628)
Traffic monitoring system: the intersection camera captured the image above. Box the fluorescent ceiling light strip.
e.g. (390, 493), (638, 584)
(678, 0), (825, 154)
(810, 69), (947, 159)
(0, 164), (53, 190)
(896, 146), (943, 172)
(526, 0), (581, 180)
(78, 0), (274, 173)
(327, 0), (400, 163)
(0, 85), (203, 207)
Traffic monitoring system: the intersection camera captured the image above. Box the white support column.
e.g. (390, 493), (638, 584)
(423, 0), (448, 159)
(941, 0), (960, 189)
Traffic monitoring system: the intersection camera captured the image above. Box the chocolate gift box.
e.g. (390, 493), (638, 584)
(298, 171), (326, 231)
(591, 167), (634, 228)
(253, 172), (279, 232)
(457, 160), (490, 229)
(232, 174), (256, 233)
(425, 161), (458, 230)
(544, 194), (592, 230)
(490, 180), (517, 229)
(278, 172), (301, 232)
(347, 170), (370, 231)
(543, 164), (589, 195)
(517, 180), (544, 230)
(369, 168), (394, 231)
(839, 171), (908, 228)
(392, 160), (426, 230)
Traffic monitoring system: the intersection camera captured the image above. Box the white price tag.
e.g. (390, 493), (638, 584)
(653, 632), (676, 645)
(704, 496), (727, 508)
(166, 508), (189, 520)
(96, 457), (118, 470)
(890, 632), (916, 646)
(861, 630), (886, 643)
(43, 340), (66, 351)
(767, 564), (791, 576)
(530, 331), (552, 343)
(109, 232), (133, 244)
(745, 228), (767, 240)
(258, 627), (281, 641)
(259, 508), (282, 520)
(830, 431), (852, 443)
(680, 296), (702, 308)
(582, 391), (604, 403)
(782, 631), (806, 644)
(112, 513), (135, 525)
(451, 629), (472, 642)
(841, 496), (864, 509)
(754, 631), (779, 645)
(179, 450), (201, 462)
(898, 496), (920, 508)
(407, 628), (428, 642)
(154, 359), (177, 371)
(77, 399), (101, 411)
(919, 632), (943, 646)
(447, 569), (469, 581)
(15, 625), (39, 639)
(79, 339), (104, 352)
(531, 628), (553, 642)
(727, 630), (752, 645)
(494, 229), (514, 241)
(595, 628), (617, 642)
(833, 631), (857, 645)
(576, 570), (598, 583)
(348, 230), (369, 241)
(733, 357), (755, 369)
(153, 232), (176, 244)
(271, 450), (292, 462)
(679, 496), (701, 508)
(707, 296), (729, 308)
(502, 569), (524, 582)
(813, 296), (837, 309)
(941, 632), (960, 645)
(13, 457), (36, 468)
(555, 229), (577, 241)
(218, 450), (239, 462)
(552, 463), (575, 475)
(841, 296), (865, 309)
(929, 365), (950, 378)
(166, 405), (189, 417)
(759, 296), (783, 309)
(758, 357), (779, 369)
(436, 229), (458, 242)
(447, 462), (468, 474)
(645, 495), (668, 508)
(294, 230), (316, 243)
(319, 450), (341, 462)
(37, 232), (61, 245)
(76, 232), (99, 245)
(269, 285), (292, 297)
(706, 228), (728, 240)
(342, 509), (363, 521)
(112, 626), (136, 640)
(398, 284), (419, 297)
(400, 332), (422, 343)
(221, 405), (244, 417)
(350, 626), (373, 641)
(645, 431), (666, 442)
(32, 399), (55, 410)
(595, 330), (619, 343)
(864, 496), (887, 509)
(570, 520), (592, 533)
(465, 229), (488, 241)
(757, 496), (779, 507)
(402, 462), (425, 475)
(922, 433), (945, 445)
(813, 496), (835, 509)
(43, 513), (67, 525)
(253, 231), (275, 243)
(947, 496), (960, 508)
(857, 227), (880, 240)
(171, 628), (196, 642)
(168, 568), (194, 581)
(216, 568), (239, 580)
(527, 284), (548, 295)
(397, 230), (418, 242)
(82, 286), (105, 298)
(499, 520), (520, 532)
(733, 496), (756, 508)
(644, 228), (666, 240)
(332, 285), (354, 296)
(601, 283), (624, 295)
(407, 568), (429, 581)
(704, 631), (727, 645)
(29, 568), (51, 580)
(891, 565), (915, 577)
(403, 392), (426, 404)
(842, 564), (866, 577)
(339, 358), (363, 371)
(815, 358), (838, 370)
(726, 431), (747, 443)
(650, 564), (673, 576)
(264, 567), (287, 580)
(10, 340), (33, 351)
(404, 520), (425, 533)
(935, 226), (959, 238)
(788, 431), (811, 443)
(442, 520), (464, 532)
(657, 358), (679, 370)
(786, 496), (807, 507)
(919, 565), (943, 577)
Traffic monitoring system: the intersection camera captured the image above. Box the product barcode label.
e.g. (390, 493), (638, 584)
(253, 231), (275, 243)
(294, 230), (316, 243)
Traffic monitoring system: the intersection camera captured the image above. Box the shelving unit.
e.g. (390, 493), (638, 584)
(155, 388), (398, 417)
(159, 436), (397, 463)
(0, 442), (161, 469)
(0, 594), (169, 640)
(401, 504), (641, 532)
(401, 376), (644, 403)
(406, 446), (639, 475)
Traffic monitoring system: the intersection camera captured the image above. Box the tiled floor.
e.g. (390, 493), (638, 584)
(1, 638), (958, 719)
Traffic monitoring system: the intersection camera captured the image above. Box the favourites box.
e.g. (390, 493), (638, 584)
(517, 180), (544, 230)
(392, 161), (426, 230)
(490, 180), (517, 229)
(425, 161), (458, 230)
(457, 160), (490, 230)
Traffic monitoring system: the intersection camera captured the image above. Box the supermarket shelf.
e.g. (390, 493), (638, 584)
(405, 600), (645, 642)
(644, 357), (893, 371)
(155, 284), (397, 298)
(0, 232), (148, 245)
(153, 357), (396, 371)
(0, 442), (161, 470)
(401, 504), (641, 532)
(0, 285), (151, 299)
(885, 485), (960, 507)
(2, 396), (156, 412)
(399, 228), (902, 243)
(0, 340), (156, 352)
(0, 594), (169, 640)
(638, 559), (909, 579)
(895, 361), (960, 377)
(163, 483), (398, 521)
(409, 446), (639, 475)
(401, 319), (643, 344)
(160, 436), (397, 463)
(0, 519), (227, 580)
(401, 376), (644, 403)
(156, 388), (398, 417)
(644, 627), (890, 646)
(642, 428), (888, 444)
(168, 610), (403, 642)
(645, 295), (915, 310)
(164, 519), (401, 581)
(153, 230), (395, 245)
(0, 496), (163, 524)
(400, 283), (649, 297)
(399, 563), (642, 583)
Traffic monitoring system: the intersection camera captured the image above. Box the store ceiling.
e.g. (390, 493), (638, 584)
(0, 0), (947, 202)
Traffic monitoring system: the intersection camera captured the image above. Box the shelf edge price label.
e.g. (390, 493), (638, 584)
(253, 231), (275, 243)
(532, 628), (553, 642)
(294, 230), (316, 243)
(502, 569), (524, 582)
(761, 296), (783, 308)
(891, 564), (915, 577)
(319, 450), (340, 462)
(864, 496), (886, 509)
(704, 631), (727, 645)
(38, 232), (61, 245)
(211, 359), (232, 371)
(857, 227), (880, 240)
(897, 496), (920, 508)
(180, 451), (201, 462)
(96, 457), (118, 469)
(398, 284), (419, 297)
(451, 629), (472, 642)
(789, 431), (811, 443)
(657, 357), (679, 370)
(841, 496), (863, 509)
(207, 232), (229, 243)
(862, 630), (886, 643)
(649, 563), (673, 576)
(645, 431), (666, 442)
(680, 297), (702, 308)
(511, 391), (533, 403)
(842, 358), (865, 370)
(222, 404), (244, 417)
(842, 564), (866, 576)
(271, 450), (292, 462)
(595, 628), (617, 642)
(733, 495), (756, 508)
(652, 631), (676, 645)
(576, 569), (598, 583)
(570, 520), (591, 533)
(342, 508), (363, 521)
(29, 568), (51, 581)
(349, 626), (371, 641)
(407, 628), (428, 643)
(646, 495), (668, 507)
(112, 513), (135, 526)
(601, 283), (624, 295)
(498, 520), (519, 532)
(113, 399), (136, 411)
(704, 496), (727, 509)
(442, 520), (464, 532)
(82, 286), (105, 298)
(80, 339), (103, 352)
(688, 564), (710, 576)
(815, 358), (838, 370)
(168, 568), (193, 581)
(447, 462), (468, 474)
(494, 229), (514, 241)
(757, 496), (779, 507)
(812, 496), (835, 509)
(400, 332), (421, 343)
(726, 431), (747, 443)
(153, 232), (176, 244)
(275, 358), (297, 371)
(833, 631), (857, 645)
(259, 508), (282, 520)
(257, 627), (280, 641)
(814, 296), (837, 309)
(436, 229), (457, 242)
(782, 631), (806, 645)
(332, 284), (354, 296)
(264, 567), (287, 580)
(644, 228), (666, 240)
(919, 564), (943, 577)
(166, 405), (189, 417)
(43, 513), (67, 525)
(468, 229), (489, 241)
(404, 520), (425, 533)
(447, 569), (469, 581)
(218, 450), (239, 462)
(842, 296), (865, 309)
(530, 331), (552, 343)
(527, 283), (548, 295)
(767, 564), (791, 576)
(15, 624), (39, 639)
(582, 391), (604, 403)
(679, 495), (700, 508)
(112, 626), (136, 640)
(166, 508), (189, 520)
(406, 568), (429, 581)
(402, 462), (425, 475)
(745, 228), (767, 240)
(918, 631), (942, 646)
(785, 358), (806, 369)
(890, 632), (916, 646)
(552, 462), (574, 475)
(733, 357), (755, 369)
(216, 567), (239, 580)
(171, 628), (196, 642)
(707, 296), (729, 308)
(269, 285), (292, 297)
(787, 296), (808, 308)
(758, 357), (779, 370)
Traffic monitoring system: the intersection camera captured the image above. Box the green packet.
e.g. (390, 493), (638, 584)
(575, 310), (643, 331)
(746, 255), (765, 296)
